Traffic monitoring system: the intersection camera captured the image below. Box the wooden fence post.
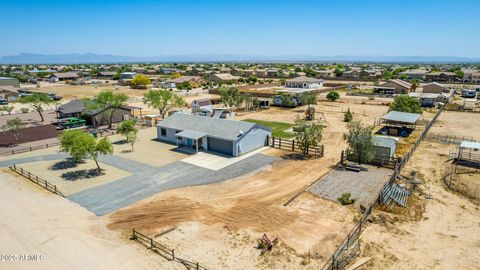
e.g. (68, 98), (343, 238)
(150, 238), (154, 250)
(172, 249), (175, 260)
(292, 140), (295, 151)
(196, 262), (199, 270)
(279, 138), (282, 149)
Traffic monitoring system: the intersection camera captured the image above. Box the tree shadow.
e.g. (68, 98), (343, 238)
(50, 158), (82, 170)
(61, 169), (103, 181)
(113, 139), (127, 145)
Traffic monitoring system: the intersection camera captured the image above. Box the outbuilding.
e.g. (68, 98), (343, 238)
(422, 82), (445, 94)
(373, 135), (398, 159)
(157, 113), (271, 156)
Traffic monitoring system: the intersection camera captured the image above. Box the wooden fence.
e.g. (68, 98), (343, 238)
(0, 141), (61, 156)
(322, 101), (447, 270)
(9, 164), (65, 197)
(131, 229), (207, 270)
(270, 137), (324, 158)
(343, 150), (398, 169)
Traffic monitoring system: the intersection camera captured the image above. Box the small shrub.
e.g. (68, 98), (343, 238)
(257, 239), (267, 249)
(344, 108), (353, 122)
(337, 193), (355, 205)
(20, 107), (29, 113)
(326, 91), (340, 102)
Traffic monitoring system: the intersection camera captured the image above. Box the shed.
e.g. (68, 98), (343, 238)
(422, 82), (445, 94)
(157, 113), (271, 156)
(191, 98), (213, 113)
(373, 136), (398, 159)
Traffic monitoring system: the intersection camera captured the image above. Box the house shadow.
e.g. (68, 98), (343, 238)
(50, 158), (81, 170)
(61, 169), (104, 181)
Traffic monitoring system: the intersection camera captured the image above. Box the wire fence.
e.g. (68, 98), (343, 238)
(443, 165), (480, 201)
(131, 229), (207, 270)
(9, 164), (65, 197)
(322, 102), (447, 270)
(427, 132), (479, 145)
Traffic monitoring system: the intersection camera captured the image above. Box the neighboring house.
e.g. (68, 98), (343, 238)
(159, 68), (180, 75)
(164, 76), (204, 88)
(120, 72), (136, 79)
(285, 76), (324, 89)
(48, 72), (79, 82)
(317, 70), (335, 79)
(157, 113), (271, 156)
(373, 135), (398, 159)
(422, 82), (445, 94)
(341, 70), (360, 79)
(0, 77), (20, 87)
(408, 92), (444, 107)
(373, 79), (413, 94)
(0, 85), (20, 101)
(191, 98), (213, 113)
(399, 69), (428, 80)
(425, 72), (456, 82)
(56, 99), (135, 127)
(461, 69), (479, 83)
(96, 71), (116, 79)
(209, 73), (242, 82)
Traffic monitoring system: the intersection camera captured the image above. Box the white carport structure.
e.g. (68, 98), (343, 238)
(175, 130), (207, 154)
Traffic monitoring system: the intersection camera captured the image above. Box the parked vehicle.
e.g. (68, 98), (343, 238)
(461, 89), (477, 98)
(0, 98), (8, 105)
(273, 94), (303, 107)
(48, 93), (62, 101)
(58, 117), (86, 129)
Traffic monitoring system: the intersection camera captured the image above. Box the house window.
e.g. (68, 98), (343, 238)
(160, 128), (167, 137)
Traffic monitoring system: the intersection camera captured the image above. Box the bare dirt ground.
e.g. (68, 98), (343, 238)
(20, 159), (131, 196)
(359, 141), (480, 269)
(105, 100), (399, 269)
(430, 111), (480, 141)
(0, 170), (182, 270)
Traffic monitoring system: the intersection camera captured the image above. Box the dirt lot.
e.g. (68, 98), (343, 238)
(430, 111), (480, 141)
(358, 141), (480, 269)
(0, 124), (60, 146)
(0, 170), (181, 270)
(20, 159), (132, 196)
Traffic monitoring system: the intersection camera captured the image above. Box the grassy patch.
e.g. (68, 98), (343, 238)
(243, 119), (295, 139)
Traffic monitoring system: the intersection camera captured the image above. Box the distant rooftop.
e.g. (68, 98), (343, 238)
(381, 111), (421, 124)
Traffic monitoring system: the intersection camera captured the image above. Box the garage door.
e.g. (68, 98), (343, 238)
(207, 137), (233, 155)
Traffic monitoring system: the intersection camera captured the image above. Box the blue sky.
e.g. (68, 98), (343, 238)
(2, 0), (480, 57)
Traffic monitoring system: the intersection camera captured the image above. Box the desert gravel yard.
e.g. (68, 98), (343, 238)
(308, 165), (393, 207)
(69, 153), (280, 215)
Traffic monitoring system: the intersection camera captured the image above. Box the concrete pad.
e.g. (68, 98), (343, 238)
(180, 147), (269, 171)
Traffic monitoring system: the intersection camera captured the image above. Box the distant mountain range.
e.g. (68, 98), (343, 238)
(1, 53), (479, 64)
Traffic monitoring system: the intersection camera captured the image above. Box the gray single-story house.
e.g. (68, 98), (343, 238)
(157, 113), (271, 156)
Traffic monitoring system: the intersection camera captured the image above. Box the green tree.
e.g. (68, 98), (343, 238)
(389, 95), (422, 114)
(293, 118), (324, 159)
(344, 108), (353, 122)
(302, 92), (317, 108)
(116, 119), (138, 152)
(220, 87), (244, 109)
(343, 121), (375, 165)
(19, 93), (54, 122)
(60, 130), (113, 173)
(85, 91), (129, 129)
(131, 74), (151, 86)
(0, 105), (14, 115)
(454, 70), (464, 79)
(334, 68), (344, 77)
(1, 118), (25, 143)
(143, 89), (185, 118)
(326, 91), (340, 102)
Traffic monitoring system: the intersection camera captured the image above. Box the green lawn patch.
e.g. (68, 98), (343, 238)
(243, 119), (295, 139)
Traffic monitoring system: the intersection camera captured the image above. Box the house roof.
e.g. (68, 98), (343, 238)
(98, 71), (116, 76)
(383, 79), (412, 89)
(192, 98), (212, 107)
(287, 76), (324, 83)
(57, 99), (85, 114)
(381, 111), (421, 124)
(460, 141), (480, 150)
(51, 72), (79, 79)
(157, 113), (265, 141)
(0, 85), (20, 93)
(373, 135), (398, 148)
(423, 82), (444, 87)
(167, 76), (201, 83)
(175, 130), (207, 140)
(211, 73), (241, 81)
